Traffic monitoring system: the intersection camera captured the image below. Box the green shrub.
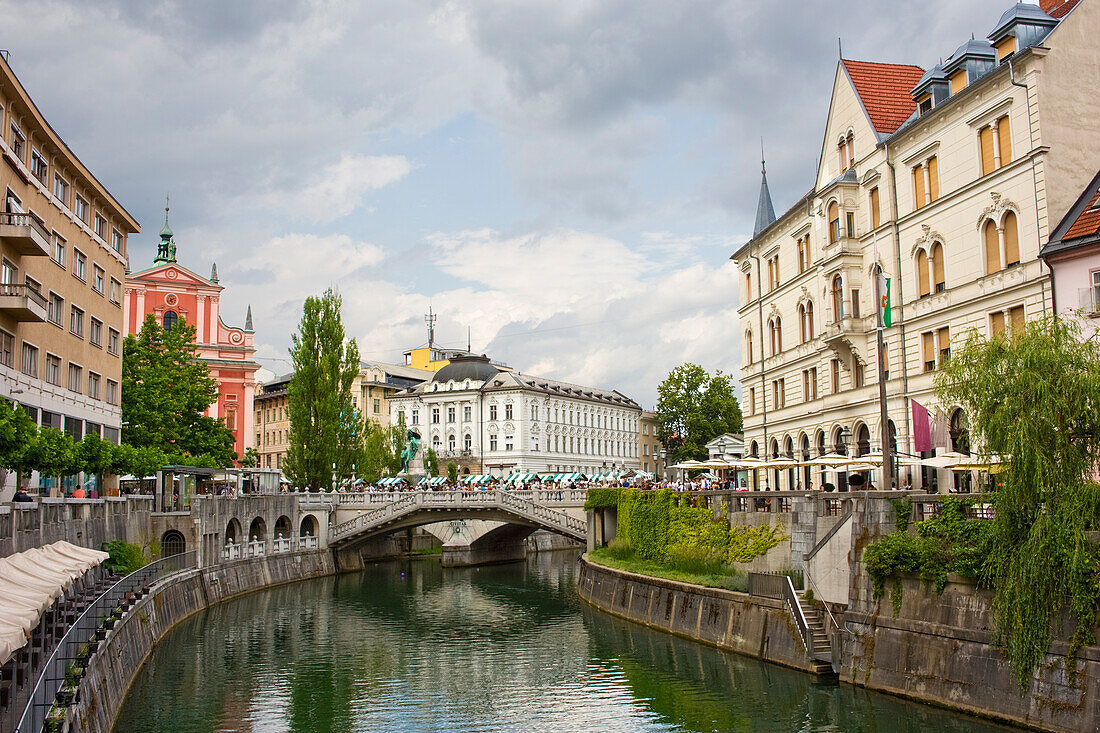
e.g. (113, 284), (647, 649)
(584, 487), (622, 510)
(664, 545), (728, 576)
(604, 537), (635, 561)
(102, 540), (148, 575)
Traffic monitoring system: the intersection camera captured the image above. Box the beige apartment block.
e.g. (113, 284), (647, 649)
(0, 54), (139, 498)
(732, 0), (1100, 492)
(639, 411), (664, 477)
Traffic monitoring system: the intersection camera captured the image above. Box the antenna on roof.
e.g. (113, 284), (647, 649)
(425, 303), (437, 349)
(760, 138), (766, 174)
(467, 326), (471, 353)
(838, 37), (843, 59)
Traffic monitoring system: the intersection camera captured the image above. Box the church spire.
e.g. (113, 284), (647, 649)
(245, 304), (253, 331)
(210, 262), (218, 283)
(153, 194), (177, 264)
(753, 142), (777, 238)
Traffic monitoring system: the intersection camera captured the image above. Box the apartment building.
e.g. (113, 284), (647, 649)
(0, 55), (139, 497)
(639, 411), (664, 477)
(254, 373), (290, 470)
(732, 0), (1100, 491)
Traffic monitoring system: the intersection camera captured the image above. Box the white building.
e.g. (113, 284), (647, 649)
(388, 354), (642, 476)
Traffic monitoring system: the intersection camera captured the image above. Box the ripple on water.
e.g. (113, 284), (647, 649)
(113, 554), (1021, 733)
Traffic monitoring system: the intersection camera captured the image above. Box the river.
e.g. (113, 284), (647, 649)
(114, 551), (1018, 732)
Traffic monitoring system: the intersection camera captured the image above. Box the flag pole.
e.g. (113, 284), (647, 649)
(873, 232), (894, 488)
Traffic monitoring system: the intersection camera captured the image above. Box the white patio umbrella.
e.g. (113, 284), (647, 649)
(760, 457), (799, 469)
(802, 452), (852, 467)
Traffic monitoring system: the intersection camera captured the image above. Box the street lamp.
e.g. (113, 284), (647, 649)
(840, 426), (852, 455)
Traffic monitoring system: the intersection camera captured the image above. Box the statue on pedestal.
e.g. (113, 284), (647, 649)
(401, 429), (421, 474)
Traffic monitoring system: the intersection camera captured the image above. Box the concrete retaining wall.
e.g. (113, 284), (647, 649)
(64, 550), (336, 733)
(577, 557), (819, 675)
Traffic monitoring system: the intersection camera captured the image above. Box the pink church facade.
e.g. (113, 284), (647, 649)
(123, 217), (258, 463)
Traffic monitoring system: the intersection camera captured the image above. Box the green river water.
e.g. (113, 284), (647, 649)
(113, 551), (1018, 732)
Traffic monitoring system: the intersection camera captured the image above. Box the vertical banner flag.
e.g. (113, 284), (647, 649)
(879, 273), (892, 327)
(911, 399), (931, 452)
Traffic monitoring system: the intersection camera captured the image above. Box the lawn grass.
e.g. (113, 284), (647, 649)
(588, 546), (749, 593)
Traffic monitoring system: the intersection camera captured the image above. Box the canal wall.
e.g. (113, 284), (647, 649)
(64, 549), (337, 733)
(577, 557), (821, 675)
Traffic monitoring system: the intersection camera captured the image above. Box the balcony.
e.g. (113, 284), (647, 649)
(0, 283), (48, 321)
(822, 315), (868, 363)
(0, 211), (51, 256)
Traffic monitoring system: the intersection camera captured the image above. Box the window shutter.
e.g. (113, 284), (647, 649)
(984, 220), (1001, 274)
(913, 165), (926, 209)
(997, 116), (1012, 166)
(1003, 211), (1020, 265)
(917, 250), (930, 297)
(980, 127), (996, 175)
(928, 156), (939, 201)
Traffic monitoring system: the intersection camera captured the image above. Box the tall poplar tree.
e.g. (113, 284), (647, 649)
(285, 289), (360, 491)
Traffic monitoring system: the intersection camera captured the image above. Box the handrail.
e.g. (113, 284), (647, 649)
(803, 568), (841, 632)
(0, 282), (47, 308)
(0, 210), (49, 240)
(13, 551), (198, 733)
(782, 574), (814, 658)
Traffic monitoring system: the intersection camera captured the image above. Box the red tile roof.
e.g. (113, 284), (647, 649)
(842, 59), (926, 134)
(1064, 186), (1100, 240)
(1041, 0), (1080, 19)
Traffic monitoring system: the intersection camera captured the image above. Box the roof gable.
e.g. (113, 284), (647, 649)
(1045, 169), (1100, 257)
(128, 263), (220, 288)
(841, 59), (925, 135)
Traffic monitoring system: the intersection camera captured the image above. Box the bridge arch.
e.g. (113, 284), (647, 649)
(248, 516), (267, 543)
(274, 515), (292, 540)
(300, 514), (319, 538)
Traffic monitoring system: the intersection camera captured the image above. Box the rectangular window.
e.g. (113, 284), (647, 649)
(89, 317), (102, 347)
(109, 278), (121, 305)
(53, 234), (65, 266)
(846, 211), (855, 238)
(30, 149), (47, 183)
(93, 266), (105, 294)
(447, 406), (455, 423)
(373, 398), (381, 413)
(927, 155), (939, 201)
(45, 354), (61, 385)
(412, 410), (419, 425)
(0, 257), (13, 284)
(87, 372), (100, 400)
(997, 116), (1012, 167)
(94, 214), (106, 239)
(53, 173), (70, 206)
(464, 406), (472, 422)
(913, 164), (926, 209)
(831, 358), (841, 393)
(9, 122), (24, 160)
(748, 387), (756, 416)
(69, 305), (84, 338)
(850, 289), (860, 318)
(923, 331), (935, 372)
(505, 404), (513, 420)
(111, 229), (123, 252)
(854, 362), (865, 388)
(1009, 305), (1025, 333)
(0, 329), (13, 368)
(490, 435), (498, 451)
(107, 328), (120, 355)
(74, 195), (88, 222)
(991, 311), (1006, 336)
(938, 326), (951, 364)
(106, 379), (119, 405)
(432, 407), (439, 424)
(68, 363), (82, 393)
(21, 342), (38, 377)
(809, 367), (818, 400)
(48, 292), (64, 326)
(73, 249), (86, 281)
(870, 187), (880, 229)
(505, 436), (513, 451)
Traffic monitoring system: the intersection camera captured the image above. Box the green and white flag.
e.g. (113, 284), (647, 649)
(879, 273), (892, 328)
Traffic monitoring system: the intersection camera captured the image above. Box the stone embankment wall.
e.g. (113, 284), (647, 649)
(65, 549), (337, 733)
(0, 496), (152, 557)
(577, 557), (819, 675)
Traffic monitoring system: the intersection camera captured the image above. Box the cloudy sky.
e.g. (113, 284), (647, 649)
(5, 0), (1007, 406)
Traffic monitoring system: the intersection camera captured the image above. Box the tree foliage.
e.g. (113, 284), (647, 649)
(122, 313), (236, 465)
(424, 447), (439, 478)
(447, 460), (459, 486)
(0, 399), (37, 481)
(656, 364), (742, 464)
(934, 316), (1100, 687)
(284, 289), (360, 491)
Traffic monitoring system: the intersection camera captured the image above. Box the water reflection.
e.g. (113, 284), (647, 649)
(114, 552), (1017, 733)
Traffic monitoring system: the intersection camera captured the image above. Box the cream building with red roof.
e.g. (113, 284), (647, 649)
(732, 0), (1100, 492)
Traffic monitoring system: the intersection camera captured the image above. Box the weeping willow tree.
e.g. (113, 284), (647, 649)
(935, 316), (1100, 688)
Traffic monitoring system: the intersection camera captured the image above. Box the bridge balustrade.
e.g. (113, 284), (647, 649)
(221, 541), (242, 561)
(247, 540), (265, 558)
(299, 535), (319, 550)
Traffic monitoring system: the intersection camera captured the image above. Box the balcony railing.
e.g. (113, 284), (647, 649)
(822, 315), (866, 343)
(0, 211), (50, 256)
(0, 282), (47, 322)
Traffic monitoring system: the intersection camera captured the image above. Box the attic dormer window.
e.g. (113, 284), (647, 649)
(918, 96), (932, 116)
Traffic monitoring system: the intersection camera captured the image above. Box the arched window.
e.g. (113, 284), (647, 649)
(984, 219), (1001, 275)
(798, 304), (807, 343)
(856, 424), (871, 456)
(745, 329), (753, 364)
(806, 301), (814, 339)
(448, 434), (455, 451)
(161, 530), (185, 557)
(774, 316), (782, 353)
(828, 202), (840, 244)
(1003, 211), (1020, 266)
(846, 132), (855, 169)
(931, 243), (945, 293)
(831, 275), (844, 321)
(916, 250), (930, 297)
(163, 310), (178, 331)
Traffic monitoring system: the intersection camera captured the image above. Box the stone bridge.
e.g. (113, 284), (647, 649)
(327, 490), (587, 567)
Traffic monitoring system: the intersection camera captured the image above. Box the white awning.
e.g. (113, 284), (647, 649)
(0, 541), (109, 665)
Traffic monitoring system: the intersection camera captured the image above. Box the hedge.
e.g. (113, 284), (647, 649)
(583, 487), (622, 510)
(612, 489), (784, 565)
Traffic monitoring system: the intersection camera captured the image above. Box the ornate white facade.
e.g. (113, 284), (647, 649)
(388, 355), (642, 476)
